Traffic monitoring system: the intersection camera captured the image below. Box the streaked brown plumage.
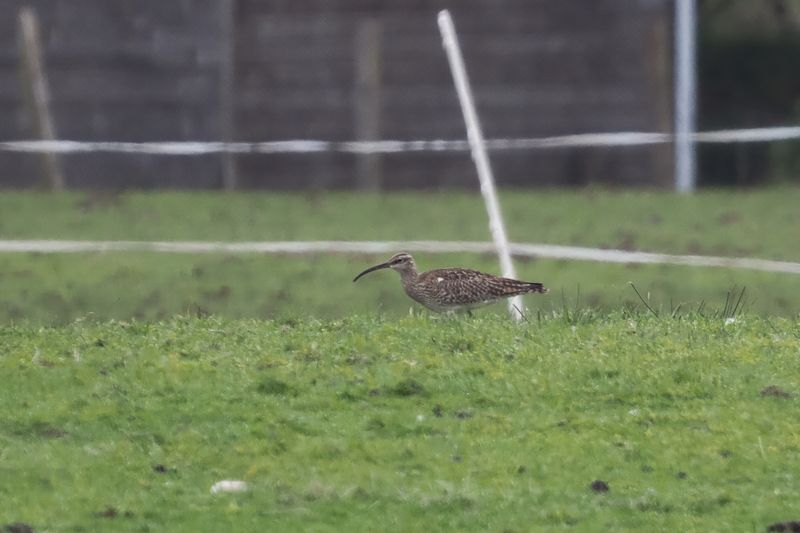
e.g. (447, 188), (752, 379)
(353, 252), (548, 313)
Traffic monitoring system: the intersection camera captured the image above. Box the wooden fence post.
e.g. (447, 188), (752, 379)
(354, 18), (383, 190)
(219, 0), (238, 189)
(17, 6), (65, 190)
(646, 10), (674, 187)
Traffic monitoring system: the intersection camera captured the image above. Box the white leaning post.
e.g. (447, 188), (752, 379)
(437, 10), (524, 321)
(675, 0), (698, 193)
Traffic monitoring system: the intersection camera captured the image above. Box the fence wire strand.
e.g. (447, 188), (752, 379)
(1, 126), (800, 156)
(1, 239), (799, 275)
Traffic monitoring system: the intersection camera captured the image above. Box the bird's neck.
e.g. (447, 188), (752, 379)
(398, 266), (418, 284)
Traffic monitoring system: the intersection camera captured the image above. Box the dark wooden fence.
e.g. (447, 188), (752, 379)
(0, 0), (674, 189)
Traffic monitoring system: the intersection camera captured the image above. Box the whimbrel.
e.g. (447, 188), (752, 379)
(353, 252), (548, 313)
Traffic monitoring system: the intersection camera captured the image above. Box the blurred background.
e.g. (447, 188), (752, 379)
(0, 0), (798, 322)
(2, 0), (799, 189)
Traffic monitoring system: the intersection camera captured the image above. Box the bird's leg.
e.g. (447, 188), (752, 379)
(435, 310), (457, 321)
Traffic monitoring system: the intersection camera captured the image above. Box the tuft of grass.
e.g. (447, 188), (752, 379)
(629, 282), (661, 318)
(627, 282), (754, 321)
(257, 377), (292, 396)
(391, 379), (426, 397)
(558, 284), (601, 325)
(0, 314), (799, 531)
(719, 285), (748, 319)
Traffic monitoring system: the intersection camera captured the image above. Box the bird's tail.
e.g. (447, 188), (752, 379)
(498, 278), (549, 296)
(524, 282), (548, 294)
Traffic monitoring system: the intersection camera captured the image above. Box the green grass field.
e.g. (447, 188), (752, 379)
(1, 315), (799, 531)
(1, 189), (799, 531)
(0, 188), (798, 322)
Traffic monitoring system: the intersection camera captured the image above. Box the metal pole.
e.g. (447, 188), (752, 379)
(675, 0), (697, 192)
(438, 10), (523, 320)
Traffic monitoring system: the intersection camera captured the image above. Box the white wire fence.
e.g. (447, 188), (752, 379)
(1, 239), (799, 276)
(2, 126), (800, 156)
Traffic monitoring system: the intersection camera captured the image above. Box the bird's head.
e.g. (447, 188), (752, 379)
(353, 252), (416, 282)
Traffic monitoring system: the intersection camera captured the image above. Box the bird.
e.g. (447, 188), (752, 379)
(353, 252), (548, 314)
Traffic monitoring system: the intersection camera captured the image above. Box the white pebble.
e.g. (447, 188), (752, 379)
(210, 480), (249, 494)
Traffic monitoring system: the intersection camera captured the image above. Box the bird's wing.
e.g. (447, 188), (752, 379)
(419, 268), (535, 306)
(423, 268), (486, 282)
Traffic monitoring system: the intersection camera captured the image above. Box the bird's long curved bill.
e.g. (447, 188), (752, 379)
(353, 262), (390, 282)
